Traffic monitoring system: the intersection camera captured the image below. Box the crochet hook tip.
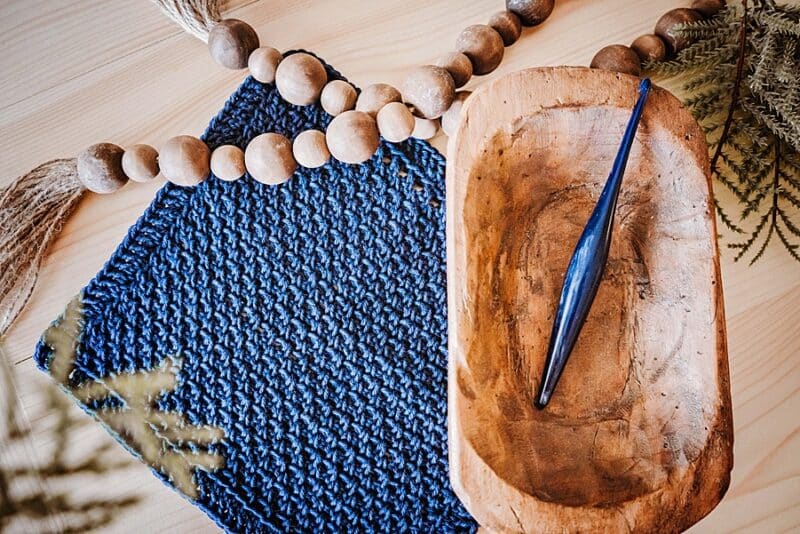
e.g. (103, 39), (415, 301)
(534, 389), (552, 410)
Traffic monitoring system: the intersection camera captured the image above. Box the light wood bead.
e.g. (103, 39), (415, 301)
(293, 129), (330, 168)
(377, 102), (415, 143)
(121, 144), (159, 183)
(275, 52), (328, 106)
(631, 34), (667, 63)
(320, 80), (357, 116)
(77, 143), (128, 194)
(210, 145), (245, 181)
(489, 11), (522, 46)
(248, 47), (282, 83)
(411, 116), (440, 140)
(441, 91), (471, 137)
(505, 0), (555, 27)
(208, 19), (260, 70)
(402, 65), (456, 120)
(326, 110), (380, 164)
(160, 135), (210, 187)
(692, 0), (726, 17)
(435, 52), (473, 89)
(355, 83), (402, 117)
(456, 25), (505, 75)
(655, 8), (703, 56)
(245, 133), (296, 185)
(590, 45), (642, 77)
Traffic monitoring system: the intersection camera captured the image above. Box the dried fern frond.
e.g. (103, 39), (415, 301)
(648, 0), (800, 264)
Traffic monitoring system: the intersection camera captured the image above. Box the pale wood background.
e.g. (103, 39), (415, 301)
(0, 0), (797, 532)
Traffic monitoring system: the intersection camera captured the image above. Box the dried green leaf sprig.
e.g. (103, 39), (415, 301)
(648, 0), (800, 263)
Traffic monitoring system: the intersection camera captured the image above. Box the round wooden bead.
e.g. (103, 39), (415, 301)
(292, 129), (330, 168)
(631, 34), (667, 63)
(377, 102), (415, 143)
(355, 83), (402, 117)
(489, 11), (522, 46)
(691, 0), (726, 17)
(210, 145), (245, 181)
(411, 116), (440, 140)
(77, 143), (127, 194)
(401, 65), (455, 120)
(275, 52), (328, 106)
(245, 133), (296, 185)
(121, 144), (159, 183)
(435, 52), (473, 89)
(248, 46), (282, 83)
(441, 91), (471, 137)
(590, 45), (642, 77)
(655, 8), (703, 56)
(208, 19), (260, 70)
(505, 0), (555, 27)
(160, 136), (210, 187)
(326, 111), (380, 164)
(456, 25), (505, 75)
(320, 80), (357, 116)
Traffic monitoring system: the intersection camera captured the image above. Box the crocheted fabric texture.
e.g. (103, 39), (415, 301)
(34, 56), (476, 532)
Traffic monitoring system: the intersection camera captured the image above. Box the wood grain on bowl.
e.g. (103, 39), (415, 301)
(446, 67), (733, 534)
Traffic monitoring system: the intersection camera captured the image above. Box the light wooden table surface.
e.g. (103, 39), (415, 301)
(1, 1), (798, 532)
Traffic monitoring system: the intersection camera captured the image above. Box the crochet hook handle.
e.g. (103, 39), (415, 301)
(535, 78), (651, 409)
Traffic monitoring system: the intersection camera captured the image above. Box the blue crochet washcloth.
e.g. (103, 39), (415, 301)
(34, 56), (475, 532)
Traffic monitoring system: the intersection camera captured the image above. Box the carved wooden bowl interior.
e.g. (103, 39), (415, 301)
(446, 67), (732, 533)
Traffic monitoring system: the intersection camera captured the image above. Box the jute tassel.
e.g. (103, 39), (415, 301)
(0, 159), (85, 336)
(150, 0), (224, 42)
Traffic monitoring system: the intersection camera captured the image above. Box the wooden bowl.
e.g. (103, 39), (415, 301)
(446, 67), (732, 533)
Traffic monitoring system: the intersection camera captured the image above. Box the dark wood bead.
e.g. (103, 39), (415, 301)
(208, 19), (260, 70)
(590, 45), (642, 77)
(402, 65), (456, 120)
(77, 143), (127, 194)
(456, 25), (505, 76)
(489, 11), (522, 46)
(436, 52), (473, 88)
(691, 0), (726, 17)
(631, 34), (667, 63)
(505, 0), (555, 27)
(655, 8), (703, 56)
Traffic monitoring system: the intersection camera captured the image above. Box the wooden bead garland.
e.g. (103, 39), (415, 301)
(489, 11), (523, 46)
(631, 34), (667, 63)
(590, 45), (642, 77)
(245, 133), (296, 184)
(160, 135), (210, 187)
(74, 0), (727, 193)
(292, 129), (330, 169)
(275, 53), (328, 106)
(402, 65), (456, 120)
(655, 8), (703, 56)
(210, 145), (246, 181)
(436, 52), (473, 89)
(377, 102), (415, 143)
(326, 111), (380, 164)
(208, 19), (260, 70)
(320, 80), (357, 116)
(121, 144), (159, 183)
(506, 0), (555, 27)
(77, 143), (128, 194)
(248, 47), (283, 83)
(356, 84), (402, 117)
(456, 25), (505, 75)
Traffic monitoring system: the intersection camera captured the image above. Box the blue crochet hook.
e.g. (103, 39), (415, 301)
(535, 78), (651, 409)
